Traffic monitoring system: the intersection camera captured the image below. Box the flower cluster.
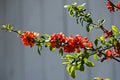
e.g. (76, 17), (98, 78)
(106, 0), (120, 12)
(49, 33), (93, 53)
(20, 31), (39, 47)
(49, 32), (66, 48)
(104, 42), (120, 60)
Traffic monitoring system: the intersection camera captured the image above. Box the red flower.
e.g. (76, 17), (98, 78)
(105, 49), (112, 59)
(116, 2), (120, 11)
(106, 1), (115, 12)
(50, 33), (93, 53)
(20, 31), (39, 47)
(74, 35), (85, 48)
(49, 32), (66, 48)
(87, 41), (93, 48)
(63, 36), (76, 53)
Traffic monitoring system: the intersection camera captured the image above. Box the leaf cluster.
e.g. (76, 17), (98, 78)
(62, 50), (94, 78)
(64, 2), (94, 32)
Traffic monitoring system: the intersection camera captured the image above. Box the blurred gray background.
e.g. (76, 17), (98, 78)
(0, 0), (120, 80)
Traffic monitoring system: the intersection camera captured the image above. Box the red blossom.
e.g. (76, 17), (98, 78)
(116, 2), (120, 10)
(63, 36), (76, 53)
(87, 41), (93, 48)
(105, 49), (112, 59)
(74, 35), (85, 48)
(106, 1), (115, 12)
(49, 33), (93, 53)
(49, 32), (66, 48)
(20, 31), (39, 47)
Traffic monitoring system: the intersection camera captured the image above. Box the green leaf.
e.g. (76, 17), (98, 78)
(66, 65), (71, 74)
(112, 25), (118, 33)
(70, 66), (75, 73)
(37, 47), (41, 55)
(63, 54), (73, 60)
(17, 30), (21, 35)
(45, 42), (50, 47)
(7, 24), (13, 31)
(100, 19), (105, 24)
(112, 25), (119, 35)
(80, 3), (86, 7)
(99, 35), (104, 41)
(68, 10), (74, 17)
(76, 17), (79, 24)
(105, 78), (111, 80)
(62, 61), (69, 65)
(70, 66), (76, 78)
(76, 64), (80, 70)
(96, 44), (102, 49)
(64, 5), (71, 8)
(86, 24), (92, 32)
(76, 64), (84, 72)
(2, 25), (6, 29)
(59, 48), (63, 56)
(77, 5), (82, 10)
(44, 34), (50, 37)
(79, 64), (84, 71)
(84, 58), (94, 67)
(86, 17), (93, 24)
(93, 54), (98, 60)
(50, 46), (55, 52)
(94, 39), (98, 46)
(72, 2), (77, 6)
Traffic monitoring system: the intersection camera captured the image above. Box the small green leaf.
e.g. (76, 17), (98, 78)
(93, 54), (98, 60)
(77, 64), (84, 72)
(17, 30), (21, 35)
(99, 35), (104, 41)
(86, 17), (93, 24)
(2, 25), (7, 29)
(76, 64), (80, 70)
(96, 44), (102, 49)
(79, 64), (84, 71)
(112, 25), (118, 33)
(7, 24), (12, 30)
(94, 39), (98, 46)
(70, 66), (76, 78)
(63, 54), (73, 60)
(84, 58), (94, 67)
(81, 3), (86, 7)
(112, 25), (119, 35)
(105, 78), (111, 80)
(50, 47), (55, 52)
(70, 66), (75, 73)
(64, 5), (71, 8)
(86, 24), (92, 32)
(37, 47), (41, 55)
(76, 17), (79, 24)
(59, 48), (63, 56)
(44, 34), (50, 37)
(62, 61), (69, 65)
(72, 2), (77, 6)
(66, 65), (71, 74)
(45, 42), (50, 47)
(100, 19), (105, 24)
